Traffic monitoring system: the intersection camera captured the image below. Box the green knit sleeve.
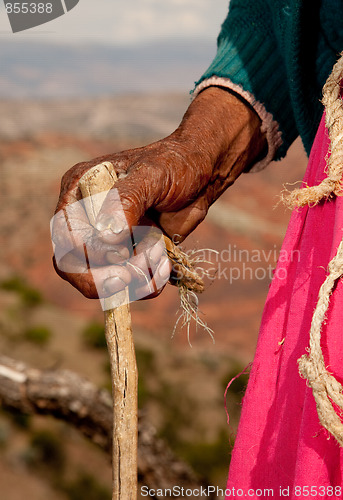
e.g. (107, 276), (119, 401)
(194, 0), (297, 164)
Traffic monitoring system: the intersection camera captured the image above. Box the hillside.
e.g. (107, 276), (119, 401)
(0, 93), (308, 498)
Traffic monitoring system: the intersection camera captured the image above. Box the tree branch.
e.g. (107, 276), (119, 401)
(0, 355), (205, 494)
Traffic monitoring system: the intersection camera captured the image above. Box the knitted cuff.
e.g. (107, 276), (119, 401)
(193, 77), (282, 172)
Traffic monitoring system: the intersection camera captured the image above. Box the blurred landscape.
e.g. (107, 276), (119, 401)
(0, 91), (307, 499)
(0, 40), (218, 98)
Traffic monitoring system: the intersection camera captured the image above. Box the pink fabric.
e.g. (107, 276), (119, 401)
(226, 113), (343, 498)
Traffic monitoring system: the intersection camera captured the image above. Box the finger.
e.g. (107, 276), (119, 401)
(98, 264), (131, 298)
(137, 288), (164, 300)
(53, 247), (170, 301)
(56, 154), (132, 213)
(56, 161), (98, 212)
(128, 254), (171, 301)
(106, 246), (130, 264)
(86, 240), (130, 266)
(122, 227), (167, 290)
(94, 187), (132, 245)
(53, 254), (131, 299)
(96, 165), (166, 242)
(92, 221), (163, 267)
(131, 225), (165, 257)
(52, 200), (131, 267)
(53, 255), (98, 299)
(53, 251), (88, 275)
(51, 203), (90, 250)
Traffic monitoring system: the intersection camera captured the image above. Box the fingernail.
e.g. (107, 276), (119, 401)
(157, 258), (171, 280)
(148, 244), (162, 264)
(106, 250), (128, 264)
(96, 215), (126, 234)
(95, 215), (113, 231)
(103, 276), (126, 294)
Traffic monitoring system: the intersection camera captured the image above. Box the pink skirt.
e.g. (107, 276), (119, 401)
(227, 113), (343, 499)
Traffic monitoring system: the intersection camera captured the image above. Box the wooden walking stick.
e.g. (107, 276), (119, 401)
(78, 161), (207, 499)
(79, 162), (138, 500)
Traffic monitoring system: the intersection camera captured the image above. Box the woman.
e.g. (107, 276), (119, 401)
(53, 1), (343, 496)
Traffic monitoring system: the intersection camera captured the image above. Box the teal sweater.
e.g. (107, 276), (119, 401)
(195, 0), (343, 160)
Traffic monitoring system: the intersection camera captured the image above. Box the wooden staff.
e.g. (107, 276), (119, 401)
(78, 161), (205, 499)
(79, 162), (137, 500)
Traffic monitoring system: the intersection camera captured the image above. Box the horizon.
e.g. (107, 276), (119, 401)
(0, 1), (230, 98)
(0, 36), (220, 98)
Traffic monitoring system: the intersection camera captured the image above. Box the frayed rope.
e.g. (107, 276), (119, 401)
(284, 52), (343, 445)
(283, 52), (343, 208)
(164, 237), (217, 345)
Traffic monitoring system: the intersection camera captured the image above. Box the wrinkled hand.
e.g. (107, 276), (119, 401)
(52, 87), (267, 300)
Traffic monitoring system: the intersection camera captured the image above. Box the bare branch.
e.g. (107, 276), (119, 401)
(0, 355), (204, 494)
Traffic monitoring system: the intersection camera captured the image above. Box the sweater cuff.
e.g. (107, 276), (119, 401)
(193, 77), (282, 172)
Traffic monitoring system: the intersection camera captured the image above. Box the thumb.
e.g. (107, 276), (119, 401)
(95, 168), (158, 243)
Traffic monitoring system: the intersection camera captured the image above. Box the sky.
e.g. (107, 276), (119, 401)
(0, 0), (230, 97)
(0, 0), (230, 46)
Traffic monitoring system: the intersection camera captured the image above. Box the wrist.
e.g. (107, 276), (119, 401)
(169, 86), (267, 201)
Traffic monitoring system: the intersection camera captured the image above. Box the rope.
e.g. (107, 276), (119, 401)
(282, 52), (343, 208)
(290, 52), (343, 445)
(298, 239), (343, 446)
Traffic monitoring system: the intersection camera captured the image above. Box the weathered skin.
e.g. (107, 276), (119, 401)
(53, 87), (267, 299)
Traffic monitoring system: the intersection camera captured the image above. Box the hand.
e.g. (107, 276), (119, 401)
(52, 208), (171, 302)
(53, 87), (267, 299)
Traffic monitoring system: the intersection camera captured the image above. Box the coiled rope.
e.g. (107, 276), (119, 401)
(285, 52), (343, 445)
